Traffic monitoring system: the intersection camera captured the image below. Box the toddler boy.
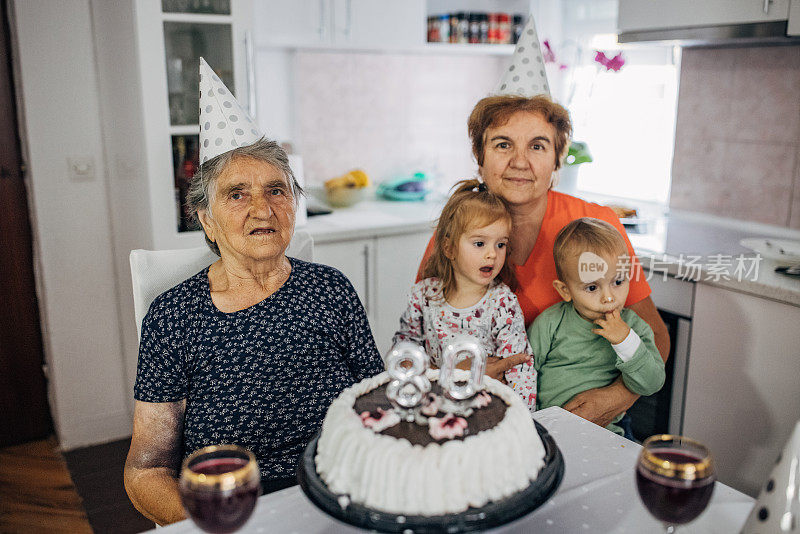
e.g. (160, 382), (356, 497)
(529, 217), (665, 435)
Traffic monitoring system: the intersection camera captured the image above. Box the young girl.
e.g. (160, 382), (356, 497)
(393, 179), (536, 412)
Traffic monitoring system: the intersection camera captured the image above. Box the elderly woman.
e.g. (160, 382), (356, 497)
(419, 94), (670, 432)
(124, 138), (384, 525)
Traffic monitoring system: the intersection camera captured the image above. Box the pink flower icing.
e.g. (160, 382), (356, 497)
(428, 413), (468, 440)
(420, 392), (442, 416)
(360, 407), (400, 432)
(470, 391), (492, 409)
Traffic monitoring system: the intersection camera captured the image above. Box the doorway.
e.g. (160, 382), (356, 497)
(0, 0), (53, 446)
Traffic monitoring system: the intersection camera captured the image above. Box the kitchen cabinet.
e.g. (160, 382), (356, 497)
(618, 0), (791, 33)
(313, 230), (432, 357)
(253, 0), (426, 49)
(89, 0), (255, 405)
(134, 0), (254, 247)
(682, 283), (800, 497)
(372, 232), (435, 355)
(314, 237), (373, 312)
(626, 268), (695, 440)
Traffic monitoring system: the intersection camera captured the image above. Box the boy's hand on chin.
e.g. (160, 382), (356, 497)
(592, 309), (630, 344)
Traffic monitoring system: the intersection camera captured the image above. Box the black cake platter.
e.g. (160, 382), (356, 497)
(297, 420), (564, 533)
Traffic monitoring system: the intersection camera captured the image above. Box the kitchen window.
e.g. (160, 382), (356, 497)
(554, 0), (679, 205)
(569, 41), (678, 204)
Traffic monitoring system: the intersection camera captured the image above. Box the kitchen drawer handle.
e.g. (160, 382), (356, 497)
(318, 0), (326, 37)
(363, 243), (370, 314)
(763, 0), (772, 13)
(244, 31), (256, 118)
(344, 0), (352, 37)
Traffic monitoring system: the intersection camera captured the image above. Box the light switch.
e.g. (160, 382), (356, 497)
(68, 156), (95, 182)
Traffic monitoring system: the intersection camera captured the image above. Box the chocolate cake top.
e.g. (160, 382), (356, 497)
(353, 382), (508, 447)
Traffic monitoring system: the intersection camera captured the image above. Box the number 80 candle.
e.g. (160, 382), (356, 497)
(385, 342), (431, 410)
(439, 335), (487, 401)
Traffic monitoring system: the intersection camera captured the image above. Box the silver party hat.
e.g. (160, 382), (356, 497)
(741, 420), (800, 533)
(199, 57), (263, 164)
(495, 15), (550, 97)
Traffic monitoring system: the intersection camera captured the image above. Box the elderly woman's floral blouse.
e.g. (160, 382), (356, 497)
(134, 258), (384, 483)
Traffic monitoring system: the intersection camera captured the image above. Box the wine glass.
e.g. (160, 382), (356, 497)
(635, 435), (716, 533)
(179, 444), (261, 534)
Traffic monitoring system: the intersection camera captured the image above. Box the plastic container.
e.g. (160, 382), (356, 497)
(326, 186), (366, 208)
(376, 172), (430, 201)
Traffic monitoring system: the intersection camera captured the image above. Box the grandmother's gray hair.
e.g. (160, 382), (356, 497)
(186, 137), (304, 256)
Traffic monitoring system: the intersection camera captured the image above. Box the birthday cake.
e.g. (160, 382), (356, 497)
(314, 368), (546, 516)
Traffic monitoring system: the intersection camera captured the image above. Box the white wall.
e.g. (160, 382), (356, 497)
(90, 0), (156, 405)
(12, 0), (132, 449)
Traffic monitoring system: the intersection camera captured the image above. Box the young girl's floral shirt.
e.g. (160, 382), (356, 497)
(393, 277), (537, 412)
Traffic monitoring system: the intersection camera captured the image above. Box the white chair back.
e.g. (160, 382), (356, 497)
(130, 229), (313, 338)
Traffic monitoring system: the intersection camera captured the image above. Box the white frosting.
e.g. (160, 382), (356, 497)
(315, 369), (546, 516)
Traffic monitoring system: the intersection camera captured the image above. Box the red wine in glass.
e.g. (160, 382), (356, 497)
(636, 436), (715, 533)
(180, 445), (261, 534)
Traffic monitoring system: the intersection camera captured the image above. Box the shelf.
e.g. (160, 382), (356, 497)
(420, 42), (515, 55)
(170, 125), (201, 136)
(255, 42), (515, 56)
(161, 12), (233, 24)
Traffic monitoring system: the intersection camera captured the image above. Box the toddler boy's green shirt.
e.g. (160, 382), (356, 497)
(528, 301), (666, 435)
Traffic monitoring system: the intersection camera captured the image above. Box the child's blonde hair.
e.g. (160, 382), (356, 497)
(422, 179), (516, 300)
(553, 217), (628, 281)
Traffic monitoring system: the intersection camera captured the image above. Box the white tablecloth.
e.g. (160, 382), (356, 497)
(153, 406), (754, 533)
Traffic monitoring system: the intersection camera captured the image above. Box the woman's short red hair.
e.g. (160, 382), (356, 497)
(468, 94), (572, 170)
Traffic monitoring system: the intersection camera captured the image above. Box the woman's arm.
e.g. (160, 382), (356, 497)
(124, 400), (187, 526)
(340, 276), (385, 380)
(563, 296), (670, 427)
(562, 378), (637, 428)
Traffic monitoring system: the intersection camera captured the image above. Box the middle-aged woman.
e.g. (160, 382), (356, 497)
(419, 94), (670, 432)
(124, 138), (384, 525)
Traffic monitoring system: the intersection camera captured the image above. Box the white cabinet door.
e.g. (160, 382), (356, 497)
(314, 238), (373, 315)
(332, 0), (426, 48)
(618, 0), (790, 32)
(683, 283), (800, 497)
(372, 231), (433, 356)
(253, 0), (328, 47)
(254, 0), (425, 49)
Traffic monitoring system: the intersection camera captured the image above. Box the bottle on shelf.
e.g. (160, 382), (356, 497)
(456, 12), (468, 43)
(427, 11), (521, 45)
(488, 13), (498, 44)
(438, 14), (450, 42)
(479, 14), (489, 43)
(498, 13), (511, 44)
(512, 14), (524, 44)
(468, 13), (480, 43)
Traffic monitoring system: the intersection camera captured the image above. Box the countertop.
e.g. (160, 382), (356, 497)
(302, 198), (441, 244)
(300, 194), (800, 307)
(620, 205), (800, 308)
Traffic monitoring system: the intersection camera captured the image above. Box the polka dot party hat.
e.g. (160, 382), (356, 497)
(494, 15), (550, 97)
(199, 57), (263, 164)
(741, 419), (800, 533)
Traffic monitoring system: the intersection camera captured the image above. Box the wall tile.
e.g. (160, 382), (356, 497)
(293, 50), (505, 188)
(790, 144), (800, 230)
(674, 48), (737, 140)
(670, 44), (800, 228)
(670, 135), (729, 215)
(719, 141), (795, 226)
(728, 46), (800, 144)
